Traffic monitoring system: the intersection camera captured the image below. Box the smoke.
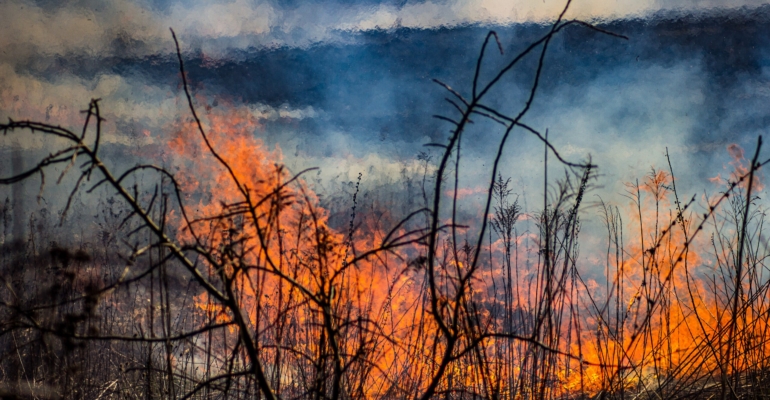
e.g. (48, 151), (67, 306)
(2, 0), (769, 64)
(3, 0), (770, 248)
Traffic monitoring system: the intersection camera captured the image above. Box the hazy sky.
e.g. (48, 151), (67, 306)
(2, 0), (770, 234)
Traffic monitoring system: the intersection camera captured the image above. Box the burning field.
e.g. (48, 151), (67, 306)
(2, 1), (770, 399)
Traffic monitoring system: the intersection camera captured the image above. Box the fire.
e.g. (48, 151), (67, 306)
(553, 166), (770, 395)
(164, 101), (770, 398)
(167, 101), (441, 397)
(710, 143), (765, 191)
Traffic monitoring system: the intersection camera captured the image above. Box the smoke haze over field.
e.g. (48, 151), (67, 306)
(2, 0), (770, 246)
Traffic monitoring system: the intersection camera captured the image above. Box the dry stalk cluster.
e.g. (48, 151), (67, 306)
(2, 2), (770, 399)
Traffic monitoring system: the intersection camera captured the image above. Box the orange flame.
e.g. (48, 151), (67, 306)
(165, 102), (770, 398)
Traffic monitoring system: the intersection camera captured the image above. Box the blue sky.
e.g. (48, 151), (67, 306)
(2, 0), (770, 231)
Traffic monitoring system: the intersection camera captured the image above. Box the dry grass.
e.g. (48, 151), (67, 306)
(1, 2), (769, 399)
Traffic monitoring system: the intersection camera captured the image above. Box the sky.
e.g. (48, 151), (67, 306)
(2, 0), (770, 244)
